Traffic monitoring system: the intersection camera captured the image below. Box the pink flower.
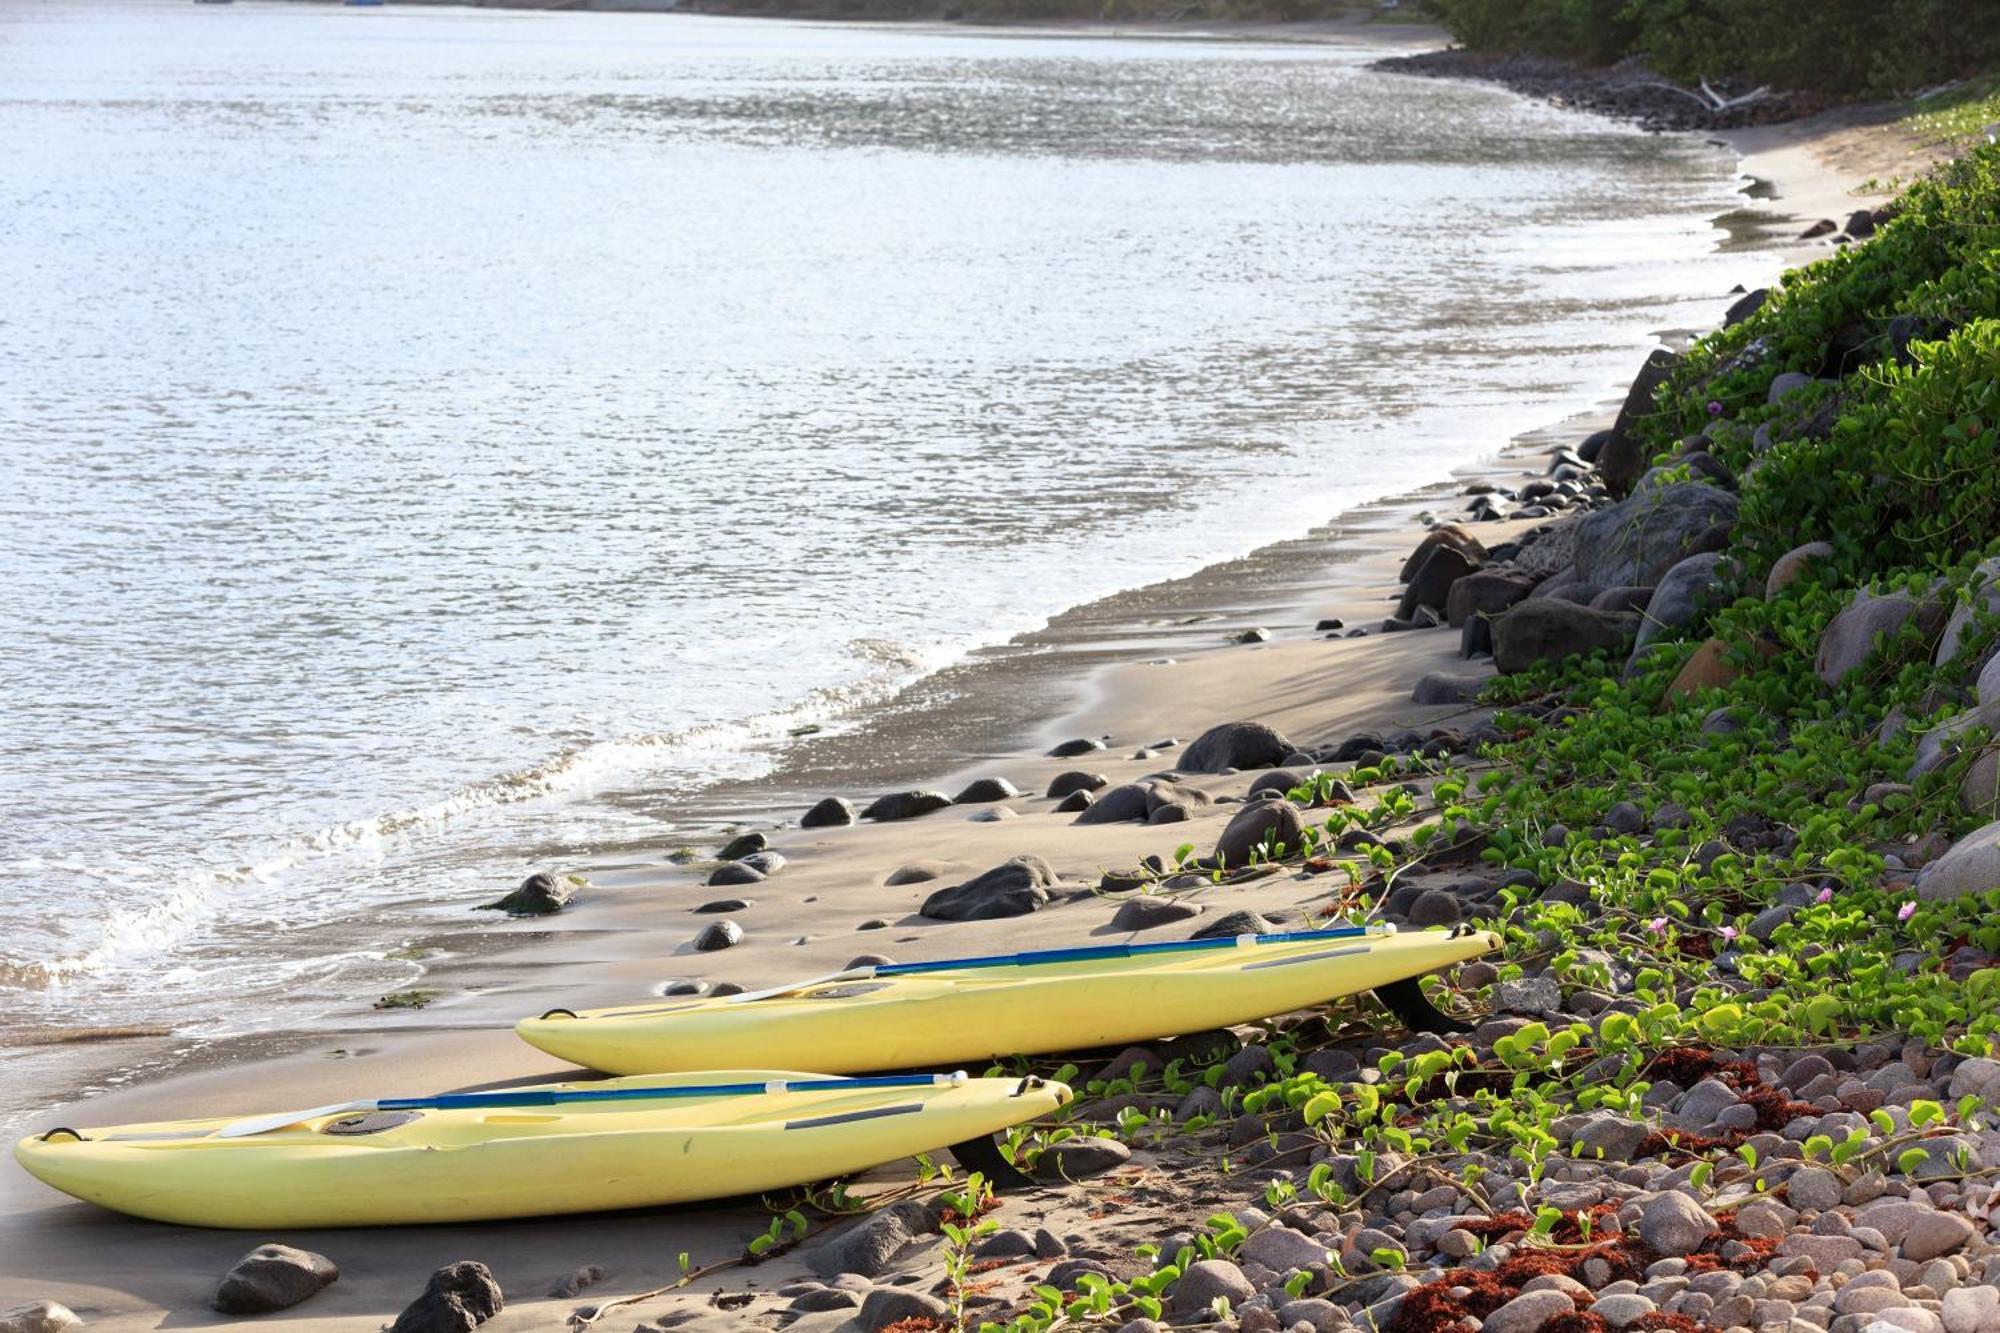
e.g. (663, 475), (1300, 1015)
(1647, 917), (1668, 936)
(1897, 901), (1917, 922)
(1720, 926), (1739, 942)
(1815, 886), (1834, 904)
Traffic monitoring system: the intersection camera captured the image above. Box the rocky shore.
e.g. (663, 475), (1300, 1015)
(1372, 50), (1819, 134)
(7, 69), (1997, 1333)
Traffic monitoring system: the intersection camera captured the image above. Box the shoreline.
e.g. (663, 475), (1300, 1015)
(0, 97), (1935, 1324)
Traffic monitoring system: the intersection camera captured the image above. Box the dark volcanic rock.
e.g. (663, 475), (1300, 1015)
(1214, 796), (1305, 867)
(692, 919), (744, 951)
(1412, 673), (1485, 705)
(1178, 721), (1294, 773)
(479, 872), (571, 917)
(389, 1262), (503, 1333)
(1046, 770), (1108, 799)
(1192, 909), (1280, 940)
(800, 796), (856, 828)
(1055, 788), (1094, 813)
(860, 790), (951, 822)
(1571, 480), (1740, 588)
(716, 832), (767, 861)
(1399, 525), (1487, 583)
(919, 855), (1057, 921)
(1724, 287), (1768, 326)
(1072, 782), (1155, 825)
(1110, 897), (1202, 931)
(1445, 570), (1533, 628)
(1047, 737), (1106, 759)
(803, 1199), (938, 1279)
(1398, 542), (1482, 622)
(1492, 601), (1637, 674)
(952, 777), (1020, 804)
(214, 1245), (340, 1315)
(706, 861), (765, 887)
(1599, 349), (1681, 498)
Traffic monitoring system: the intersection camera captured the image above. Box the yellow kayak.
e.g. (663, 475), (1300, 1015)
(15, 1069), (1068, 1229)
(517, 924), (1497, 1076)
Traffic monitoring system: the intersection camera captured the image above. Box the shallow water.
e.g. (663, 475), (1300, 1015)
(0, 0), (1759, 1066)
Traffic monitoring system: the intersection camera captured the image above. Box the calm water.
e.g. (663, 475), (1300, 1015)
(1, 1), (1757, 1049)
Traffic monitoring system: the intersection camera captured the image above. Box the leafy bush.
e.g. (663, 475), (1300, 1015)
(1422, 0), (2000, 98)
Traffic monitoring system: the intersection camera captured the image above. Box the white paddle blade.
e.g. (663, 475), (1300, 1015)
(214, 1100), (377, 1140)
(723, 966), (873, 1005)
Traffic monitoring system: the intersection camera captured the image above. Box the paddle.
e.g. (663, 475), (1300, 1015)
(214, 1071), (969, 1140)
(720, 922), (1386, 1005)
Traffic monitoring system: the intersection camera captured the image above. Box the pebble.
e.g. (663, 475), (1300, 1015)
(1639, 1189), (1719, 1257)
(1483, 1288), (1576, 1333)
(1593, 1294), (1658, 1329)
(1169, 1260), (1255, 1314)
(691, 920), (742, 951)
(1035, 1138), (1132, 1181)
(214, 1244), (340, 1315)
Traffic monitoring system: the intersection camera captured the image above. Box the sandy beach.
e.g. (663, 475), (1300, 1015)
(0, 24), (1962, 1333)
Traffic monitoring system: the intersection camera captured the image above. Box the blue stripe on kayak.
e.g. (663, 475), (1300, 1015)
(377, 1074), (949, 1114)
(784, 1103), (924, 1131)
(871, 925), (1377, 977)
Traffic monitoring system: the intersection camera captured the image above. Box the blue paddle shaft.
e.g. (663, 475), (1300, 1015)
(871, 924), (1375, 977)
(376, 1074), (950, 1114)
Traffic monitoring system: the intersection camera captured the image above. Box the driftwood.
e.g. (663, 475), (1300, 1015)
(1641, 76), (1773, 113)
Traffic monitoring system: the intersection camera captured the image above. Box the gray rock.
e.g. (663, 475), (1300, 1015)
(1599, 349), (1681, 499)
(1192, 909), (1278, 940)
(789, 1288), (861, 1313)
(1046, 770), (1108, 799)
(920, 856), (1056, 921)
(1446, 570), (1534, 628)
(214, 1244), (340, 1315)
(1633, 553), (1728, 654)
(1036, 1137), (1133, 1181)
(1214, 797), (1306, 867)
(1768, 541), (1835, 600)
(857, 1288), (950, 1332)
(1638, 1191), (1718, 1257)
(953, 777), (1020, 804)
(1170, 1260), (1256, 1314)
(1593, 1294), (1657, 1330)
(1492, 600), (1637, 674)
(1789, 1166), (1842, 1211)
(1399, 542), (1483, 622)
(800, 796), (856, 828)
(1900, 1211), (1974, 1261)
(1055, 788), (1094, 814)
(1179, 721), (1296, 773)
(706, 861), (765, 887)
(1494, 975), (1560, 1015)
(803, 1199), (938, 1278)
(884, 861), (953, 886)
(716, 832), (767, 860)
(1936, 556), (2000, 666)
(1915, 820), (2000, 901)
(1412, 672), (1486, 705)
(692, 919), (743, 951)
(1110, 897), (1201, 931)
(1817, 588), (1946, 686)
(1570, 1113), (1650, 1163)
(0, 1307), (81, 1333)
(1072, 782), (1155, 825)
(737, 850), (784, 875)
(1483, 1288), (1576, 1333)
(480, 871), (572, 917)
(388, 1262), (504, 1333)
(1571, 480), (1740, 587)
(1239, 1225), (1331, 1274)
(1401, 525), (1488, 583)
(861, 790), (952, 821)
(1408, 888), (1463, 927)
(1047, 737), (1107, 758)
